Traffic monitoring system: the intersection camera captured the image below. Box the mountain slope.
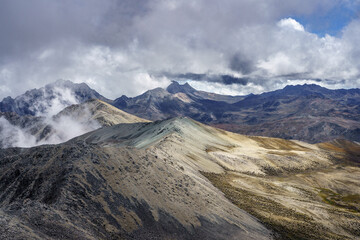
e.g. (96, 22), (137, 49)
(213, 84), (360, 143)
(1, 117), (359, 239)
(54, 99), (148, 126)
(0, 112), (46, 148)
(36, 99), (149, 145)
(166, 81), (245, 103)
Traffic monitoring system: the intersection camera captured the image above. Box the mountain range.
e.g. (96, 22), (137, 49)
(1, 80), (359, 146)
(114, 81), (360, 143)
(0, 80), (360, 239)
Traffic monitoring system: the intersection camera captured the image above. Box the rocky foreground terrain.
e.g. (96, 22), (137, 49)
(1, 117), (359, 239)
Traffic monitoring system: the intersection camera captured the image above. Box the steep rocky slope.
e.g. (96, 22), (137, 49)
(1, 117), (359, 239)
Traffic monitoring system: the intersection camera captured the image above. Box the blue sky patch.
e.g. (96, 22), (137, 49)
(296, 2), (360, 37)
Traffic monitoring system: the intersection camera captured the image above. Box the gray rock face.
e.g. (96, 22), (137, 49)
(113, 82), (238, 123)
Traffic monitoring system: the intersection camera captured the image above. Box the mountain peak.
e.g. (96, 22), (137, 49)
(282, 83), (331, 92)
(142, 87), (170, 98)
(0, 80), (109, 116)
(166, 81), (196, 94)
(81, 116), (199, 148)
(44, 79), (92, 92)
(277, 84), (331, 96)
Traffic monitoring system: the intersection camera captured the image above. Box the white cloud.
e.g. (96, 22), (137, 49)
(258, 52), (307, 76)
(277, 18), (305, 31)
(185, 80), (266, 96)
(39, 109), (101, 145)
(0, 117), (37, 148)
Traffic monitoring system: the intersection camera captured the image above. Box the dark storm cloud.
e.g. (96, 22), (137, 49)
(221, 75), (249, 85)
(277, 72), (312, 79)
(172, 73), (249, 86)
(229, 54), (254, 74)
(0, 0), (151, 60)
(0, 0), (102, 60)
(176, 73), (207, 81)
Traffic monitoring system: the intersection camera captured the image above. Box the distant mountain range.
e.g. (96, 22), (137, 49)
(113, 81), (360, 143)
(1, 80), (359, 144)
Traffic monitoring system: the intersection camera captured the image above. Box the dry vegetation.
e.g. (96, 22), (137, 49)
(202, 172), (360, 240)
(202, 172), (345, 240)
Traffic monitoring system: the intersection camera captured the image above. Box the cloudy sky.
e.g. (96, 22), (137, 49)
(0, 0), (360, 99)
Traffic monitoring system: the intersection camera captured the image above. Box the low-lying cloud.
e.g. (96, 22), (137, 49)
(0, 117), (37, 148)
(0, 86), (101, 148)
(38, 110), (101, 145)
